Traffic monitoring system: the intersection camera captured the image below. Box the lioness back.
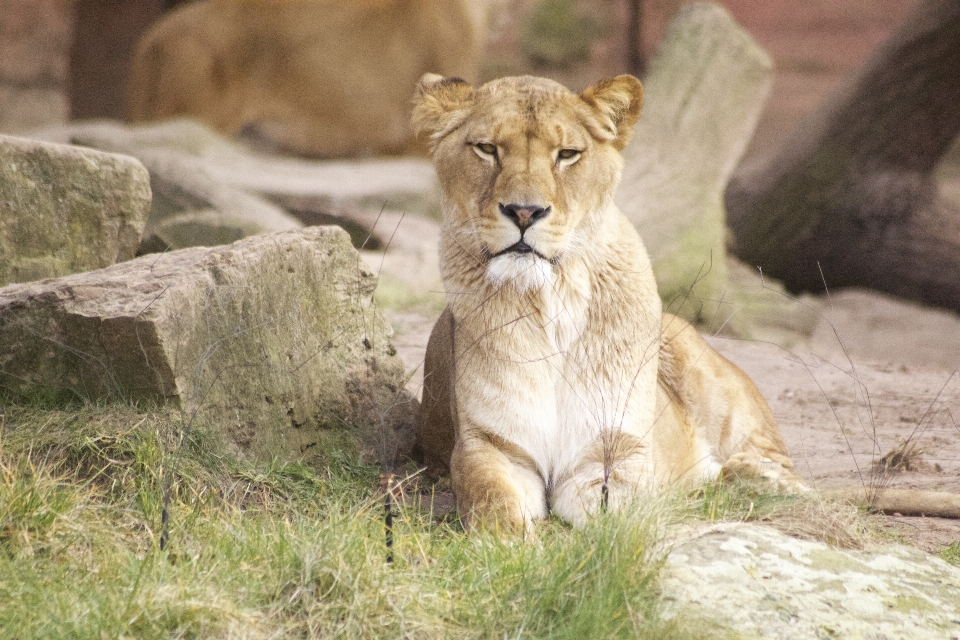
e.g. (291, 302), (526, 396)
(127, 0), (482, 157)
(413, 74), (803, 533)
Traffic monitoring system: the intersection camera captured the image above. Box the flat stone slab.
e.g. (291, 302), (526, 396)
(661, 523), (960, 639)
(0, 134), (151, 285)
(0, 226), (416, 466)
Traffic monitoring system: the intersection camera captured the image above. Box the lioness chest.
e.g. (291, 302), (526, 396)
(451, 243), (661, 485)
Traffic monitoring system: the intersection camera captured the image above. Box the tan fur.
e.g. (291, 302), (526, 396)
(412, 74), (805, 533)
(128, 0), (482, 157)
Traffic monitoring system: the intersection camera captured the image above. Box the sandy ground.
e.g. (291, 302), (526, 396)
(710, 334), (960, 552)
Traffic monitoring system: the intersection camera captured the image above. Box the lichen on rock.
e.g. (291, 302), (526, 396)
(661, 522), (960, 639)
(0, 134), (151, 286)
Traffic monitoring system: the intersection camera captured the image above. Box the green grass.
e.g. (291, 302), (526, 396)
(0, 401), (717, 639)
(941, 542), (960, 567)
(1, 399), (894, 638)
(692, 477), (880, 549)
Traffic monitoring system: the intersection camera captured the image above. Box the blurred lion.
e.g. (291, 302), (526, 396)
(127, 0), (485, 157)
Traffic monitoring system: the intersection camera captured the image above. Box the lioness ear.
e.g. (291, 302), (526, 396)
(411, 73), (475, 144)
(579, 75), (644, 150)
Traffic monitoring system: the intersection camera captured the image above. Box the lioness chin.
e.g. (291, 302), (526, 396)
(413, 73), (806, 534)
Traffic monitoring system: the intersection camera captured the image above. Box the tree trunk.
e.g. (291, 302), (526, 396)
(627, 0), (646, 77)
(70, 0), (164, 120)
(726, 0), (960, 312)
(69, 0), (188, 120)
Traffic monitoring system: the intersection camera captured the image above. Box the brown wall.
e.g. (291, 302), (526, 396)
(0, 0), (72, 133)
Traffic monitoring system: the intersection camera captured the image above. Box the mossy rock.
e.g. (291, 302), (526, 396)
(0, 134), (151, 286)
(0, 227), (416, 467)
(616, 4), (773, 325)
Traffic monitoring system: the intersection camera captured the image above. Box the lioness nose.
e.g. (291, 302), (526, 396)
(499, 203), (551, 229)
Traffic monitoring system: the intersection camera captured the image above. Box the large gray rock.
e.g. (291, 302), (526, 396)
(35, 121), (304, 253)
(0, 226), (416, 466)
(616, 3), (772, 323)
(662, 523), (960, 639)
(32, 119), (441, 252)
(57, 118), (439, 208)
(129, 145), (303, 253)
(0, 134), (151, 286)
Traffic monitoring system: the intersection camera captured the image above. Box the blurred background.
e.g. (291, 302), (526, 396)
(0, 0), (919, 161)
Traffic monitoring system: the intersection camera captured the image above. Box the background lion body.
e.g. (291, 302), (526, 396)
(413, 73), (804, 532)
(127, 0), (482, 157)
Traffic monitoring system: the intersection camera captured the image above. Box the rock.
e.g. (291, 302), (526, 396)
(809, 288), (960, 370)
(128, 145), (302, 252)
(661, 523), (960, 639)
(0, 226), (416, 467)
(717, 256), (823, 347)
(32, 119), (442, 250)
(38, 120), (304, 252)
(616, 3), (772, 323)
(356, 209), (445, 313)
(35, 119), (440, 210)
(0, 134), (151, 286)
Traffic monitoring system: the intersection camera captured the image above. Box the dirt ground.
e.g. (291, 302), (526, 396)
(708, 335), (960, 552)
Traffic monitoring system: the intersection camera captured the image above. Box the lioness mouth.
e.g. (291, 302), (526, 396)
(490, 241), (551, 262)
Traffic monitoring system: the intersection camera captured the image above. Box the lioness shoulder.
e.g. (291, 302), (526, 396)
(413, 74), (804, 533)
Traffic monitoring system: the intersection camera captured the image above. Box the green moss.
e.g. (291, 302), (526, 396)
(373, 271), (446, 314)
(522, 0), (604, 68)
(0, 138), (149, 286)
(884, 594), (936, 614)
(653, 201), (728, 325)
(806, 548), (869, 574)
(2, 228), (413, 471)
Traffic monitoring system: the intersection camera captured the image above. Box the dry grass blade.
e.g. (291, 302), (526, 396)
(872, 439), (927, 474)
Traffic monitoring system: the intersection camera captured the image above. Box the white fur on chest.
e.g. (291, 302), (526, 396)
(459, 256), (638, 484)
(448, 206), (659, 487)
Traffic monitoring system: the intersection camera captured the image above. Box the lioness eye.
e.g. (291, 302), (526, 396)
(557, 148), (581, 164)
(473, 142), (498, 160)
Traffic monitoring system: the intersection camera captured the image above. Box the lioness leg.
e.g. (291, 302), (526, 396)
(721, 449), (808, 492)
(451, 433), (548, 534)
(416, 308), (457, 479)
(660, 313), (807, 493)
(550, 433), (653, 528)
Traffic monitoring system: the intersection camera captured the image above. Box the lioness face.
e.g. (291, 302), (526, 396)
(412, 75), (643, 293)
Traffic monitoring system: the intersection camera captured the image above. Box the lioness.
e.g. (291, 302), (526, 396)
(412, 74), (806, 533)
(128, 0), (483, 157)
